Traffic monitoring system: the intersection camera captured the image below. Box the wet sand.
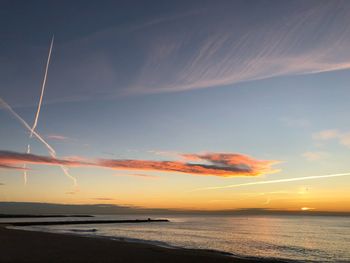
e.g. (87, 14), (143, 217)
(0, 225), (286, 263)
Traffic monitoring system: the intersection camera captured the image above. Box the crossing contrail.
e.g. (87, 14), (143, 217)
(193, 172), (350, 191)
(0, 97), (56, 154)
(0, 97), (77, 186)
(24, 36), (54, 184)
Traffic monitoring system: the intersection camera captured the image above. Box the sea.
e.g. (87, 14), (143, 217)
(3, 214), (350, 262)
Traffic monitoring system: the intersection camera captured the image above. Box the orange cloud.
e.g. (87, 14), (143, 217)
(0, 150), (278, 177)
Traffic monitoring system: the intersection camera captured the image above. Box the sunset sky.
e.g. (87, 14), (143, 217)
(1, 0), (350, 212)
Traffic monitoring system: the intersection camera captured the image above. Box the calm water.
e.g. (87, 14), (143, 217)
(7, 215), (350, 262)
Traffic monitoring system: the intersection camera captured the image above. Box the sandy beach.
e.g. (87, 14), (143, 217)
(0, 225), (287, 263)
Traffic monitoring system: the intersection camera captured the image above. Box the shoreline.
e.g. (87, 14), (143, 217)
(0, 225), (292, 263)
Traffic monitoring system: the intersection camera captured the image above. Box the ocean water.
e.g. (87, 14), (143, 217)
(7, 215), (350, 262)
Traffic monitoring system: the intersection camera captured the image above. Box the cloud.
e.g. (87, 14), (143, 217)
(280, 118), (310, 128)
(262, 197), (271, 205)
(3, 1), (350, 106)
(302, 151), (329, 161)
(0, 163), (26, 170)
(0, 150), (88, 169)
(91, 198), (116, 201)
(125, 1), (350, 95)
(47, 134), (70, 141)
(181, 153), (279, 176)
(123, 1), (350, 93)
(298, 186), (310, 195)
(313, 129), (350, 148)
(312, 129), (340, 140)
(113, 173), (160, 179)
(100, 153), (278, 177)
(0, 150), (278, 178)
(147, 150), (181, 159)
(339, 133), (350, 147)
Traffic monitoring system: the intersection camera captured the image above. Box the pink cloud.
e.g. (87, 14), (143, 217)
(0, 150), (279, 178)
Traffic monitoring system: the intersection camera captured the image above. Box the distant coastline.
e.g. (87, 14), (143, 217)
(0, 214), (93, 218)
(9, 218), (169, 226)
(1, 202), (349, 217)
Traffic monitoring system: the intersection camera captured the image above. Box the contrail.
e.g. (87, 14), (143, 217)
(30, 36), (54, 137)
(0, 97), (77, 186)
(24, 36), (54, 184)
(23, 144), (30, 184)
(0, 97), (56, 154)
(193, 172), (350, 191)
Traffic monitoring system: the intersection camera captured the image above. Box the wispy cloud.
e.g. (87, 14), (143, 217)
(262, 197), (271, 205)
(113, 173), (160, 179)
(298, 186), (310, 195)
(302, 151), (329, 161)
(47, 134), (70, 141)
(5, 1), (350, 106)
(280, 118), (310, 128)
(91, 197), (116, 201)
(128, 1), (350, 95)
(313, 129), (350, 148)
(0, 150), (278, 178)
(147, 150), (181, 159)
(312, 129), (339, 140)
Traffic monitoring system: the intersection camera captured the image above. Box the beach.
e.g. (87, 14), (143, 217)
(0, 225), (282, 263)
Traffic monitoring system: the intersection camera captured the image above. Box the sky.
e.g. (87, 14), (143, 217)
(1, 0), (350, 212)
